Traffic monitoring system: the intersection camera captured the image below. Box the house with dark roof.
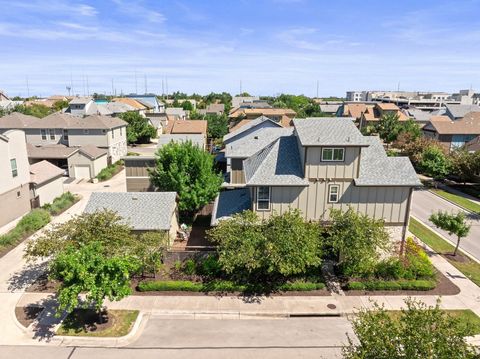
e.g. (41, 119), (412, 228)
(444, 104), (480, 120)
(84, 192), (179, 245)
(423, 112), (480, 151)
(213, 117), (421, 241)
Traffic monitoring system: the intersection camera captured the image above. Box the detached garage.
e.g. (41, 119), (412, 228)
(30, 160), (65, 206)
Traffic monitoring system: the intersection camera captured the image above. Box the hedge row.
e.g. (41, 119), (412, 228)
(138, 279), (325, 293)
(346, 279), (436, 291)
(0, 209), (51, 248)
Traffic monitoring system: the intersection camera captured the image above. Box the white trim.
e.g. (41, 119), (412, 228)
(256, 186), (271, 211)
(321, 147), (345, 162)
(328, 184), (340, 203)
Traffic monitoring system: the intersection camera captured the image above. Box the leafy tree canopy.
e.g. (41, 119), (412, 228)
(149, 141), (222, 215)
(430, 211), (471, 256)
(205, 114), (228, 139)
(419, 145), (451, 179)
(14, 103), (51, 118)
(450, 149), (480, 184)
(119, 111), (156, 144)
(343, 299), (477, 359)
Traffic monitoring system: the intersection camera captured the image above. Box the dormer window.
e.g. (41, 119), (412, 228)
(322, 148), (345, 162)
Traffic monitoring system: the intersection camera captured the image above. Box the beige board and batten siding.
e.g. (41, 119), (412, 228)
(305, 146), (360, 179)
(253, 183), (411, 225)
(67, 151), (108, 179)
(124, 157), (155, 192)
(230, 158), (246, 184)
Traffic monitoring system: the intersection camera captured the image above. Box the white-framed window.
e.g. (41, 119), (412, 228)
(49, 129), (55, 140)
(41, 129), (47, 140)
(322, 148), (345, 162)
(63, 129), (69, 140)
(84, 129), (89, 134)
(328, 184), (340, 203)
(10, 158), (17, 178)
(257, 186), (270, 211)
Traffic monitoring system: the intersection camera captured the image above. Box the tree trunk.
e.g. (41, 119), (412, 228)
(453, 237), (461, 256)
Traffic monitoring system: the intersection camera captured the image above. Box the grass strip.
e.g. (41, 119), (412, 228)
(430, 188), (480, 214)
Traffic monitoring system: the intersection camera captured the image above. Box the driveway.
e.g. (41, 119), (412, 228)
(411, 189), (480, 260)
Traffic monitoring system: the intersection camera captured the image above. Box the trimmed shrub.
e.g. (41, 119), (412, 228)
(138, 280), (203, 292)
(96, 160), (124, 181)
(182, 259), (196, 275)
(346, 279), (436, 291)
(196, 255), (222, 277)
(43, 192), (77, 216)
(279, 280), (325, 291)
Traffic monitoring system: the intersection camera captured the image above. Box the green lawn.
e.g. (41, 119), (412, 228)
(387, 309), (480, 335)
(409, 217), (480, 287)
(57, 309), (138, 337)
(430, 188), (480, 214)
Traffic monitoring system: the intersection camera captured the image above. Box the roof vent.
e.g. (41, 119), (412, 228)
(346, 136), (350, 142)
(254, 136), (259, 140)
(132, 196), (138, 200)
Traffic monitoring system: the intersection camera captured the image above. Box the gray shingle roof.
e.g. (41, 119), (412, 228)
(27, 143), (79, 159)
(355, 136), (421, 186)
(244, 136), (308, 186)
(224, 127), (293, 158)
(84, 192), (177, 231)
(157, 134), (205, 148)
(211, 188), (252, 226)
(446, 104), (480, 119)
(69, 97), (93, 105)
(0, 112), (38, 129)
(293, 118), (368, 146)
(223, 115), (281, 143)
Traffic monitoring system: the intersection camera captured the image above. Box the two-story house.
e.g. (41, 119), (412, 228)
(213, 117), (421, 241)
(66, 97), (98, 116)
(0, 130), (31, 227)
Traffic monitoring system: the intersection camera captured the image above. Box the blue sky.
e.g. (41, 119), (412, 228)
(1, 0), (480, 97)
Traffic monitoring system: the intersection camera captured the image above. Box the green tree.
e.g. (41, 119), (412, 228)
(375, 112), (401, 144)
(119, 111), (156, 144)
(208, 210), (321, 281)
(14, 103), (51, 118)
(450, 149), (480, 185)
(419, 145), (451, 179)
(343, 299), (477, 359)
(50, 241), (139, 316)
(53, 100), (69, 111)
(149, 141), (222, 215)
(132, 232), (168, 277)
(205, 114), (228, 139)
(400, 118), (421, 139)
(326, 207), (390, 277)
(181, 100), (194, 111)
(429, 211), (471, 256)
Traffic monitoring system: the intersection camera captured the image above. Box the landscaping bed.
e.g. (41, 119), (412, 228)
(56, 309), (138, 337)
(42, 192), (80, 216)
(15, 305), (44, 327)
(25, 273), (60, 293)
(410, 217), (480, 287)
(96, 160), (124, 181)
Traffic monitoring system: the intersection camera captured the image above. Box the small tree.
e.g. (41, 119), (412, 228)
(149, 141), (222, 216)
(401, 136), (441, 167)
(419, 145), (451, 180)
(205, 114), (228, 139)
(343, 298), (477, 359)
(182, 100), (194, 111)
(326, 208), (390, 277)
(429, 211), (471, 256)
(375, 112), (401, 144)
(50, 241), (139, 318)
(53, 100), (69, 111)
(119, 111), (156, 144)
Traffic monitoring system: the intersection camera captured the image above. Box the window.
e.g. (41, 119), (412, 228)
(328, 185), (339, 203)
(322, 148), (345, 161)
(49, 129), (55, 140)
(257, 186), (270, 210)
(102, 129), (106, 134)
(63, 129), (69, 140)
(84, 129), (89, 134)
(10, 158), (17, 178)
(41, 129), (47, 140)
(112, 129), (115, 139)
(17, 191), (21, 198)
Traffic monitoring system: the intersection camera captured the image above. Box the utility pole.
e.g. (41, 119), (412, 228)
(239, 80), (242, 95)
(316, 80), (319, 99)
(162, 78), (165, 98)
(111, 78), (114, 96)
(86, 75), (90, 96)
(70, 72), (74, 96)
(26, 76), (30, 98)
(135, 71), (138, 94)
(144, 74), (148, 94)
(165, 76), (169, 99)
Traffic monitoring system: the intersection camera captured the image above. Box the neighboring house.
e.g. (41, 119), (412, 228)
(346, 91), (368, 102)
(359, 103), (409, 129)
(29, 160), (64, 207)
(112, 97), (149, 115)
(237, 101), (272, 109)
(27, 144), (108, 180)
(232, 96), (260, 109)
(423, 113), (480, 151)
(84, 192), (179, 245)
(213, 117), (421, 241)
(401, 107), (431, 128)
(161, 119), (208, 149)
(166, 107), (189, 120)
(126, 94), (165, 113)
(198, 103), (225, 116)
(0, 130), (31, 227)
(66, 97), (98, 116)
(146, 113), (168, 136)
(0, 99), (23, 111)
(318, 102), (341, 115)
(336, 103), (374, 122)
(0, 112), (127, 164)
(228, 108), (297, 130)
(444, 104), (480, 120)
(96, 102), (137, 116)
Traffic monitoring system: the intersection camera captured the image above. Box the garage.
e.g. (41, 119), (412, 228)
(74, 165), (91, 179)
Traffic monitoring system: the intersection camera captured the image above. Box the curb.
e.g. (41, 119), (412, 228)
(428, 189), (480, 217)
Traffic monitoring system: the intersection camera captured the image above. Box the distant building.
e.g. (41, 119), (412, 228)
(231, 96), (260, 109)
(198, 103), (225, 116)
(126, 94), (165, 113)
(346, 91), (368, 102)
(66, 97), (98, 116)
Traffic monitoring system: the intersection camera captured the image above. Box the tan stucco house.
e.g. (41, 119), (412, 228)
(213, 117), (421, 241)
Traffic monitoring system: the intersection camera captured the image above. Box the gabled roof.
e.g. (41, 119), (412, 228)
(446, 104), (480, 119)
(427, 113), (480, 135)
(224, 127), (293, 158)
(376, 102), (399, 111)
(244, 135), (308, 186)
(30, 160), (64, 185)
(84, 192), (177, 231)
(157, 134), (205, 148)
(37, 113), (127, 129)
(224, 115), (281, 142)
(293, 118), (368, 146)
(96, 102), (136, 115)
(0, 112), (38, 128)
(69, 96), (93, 105)
(355, 136), (421, 187)
(78, 145), (108, 159)
(27, 144), (78, 159)
(166, 119), (207, 134)
(112, 97), (148, 110)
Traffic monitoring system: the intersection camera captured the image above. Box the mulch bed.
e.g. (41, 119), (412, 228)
(25, 273), (60, 293)
(15, 306), (44, 327)
(344, 271), (460, 296)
